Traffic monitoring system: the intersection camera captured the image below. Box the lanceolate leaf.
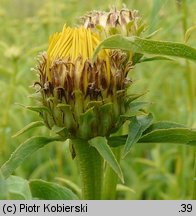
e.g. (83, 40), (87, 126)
(89, 137), (124, 182)
(0, 136), (61, 179)
(93, 35), (196, 62)
(108, 122), (196, 148)
(143, 121), (186, 134)
(123, 113), (153, 158)
(12, 121), (44, 138)
(139, 128), (196, 145)
(29, 179), (78, 200)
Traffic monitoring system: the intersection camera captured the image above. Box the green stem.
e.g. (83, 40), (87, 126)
(180, 0), (196, 200)
(73, 139), (103, 200)
(102, 147), (121, 200)
(193, 153), (196, 200)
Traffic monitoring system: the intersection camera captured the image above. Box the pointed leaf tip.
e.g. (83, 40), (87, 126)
(12, 121), (44, 138)
(89, 136), (124, 183)
(123, 113), (153, 158)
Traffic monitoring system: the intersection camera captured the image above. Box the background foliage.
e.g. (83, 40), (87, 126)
(0, 0), (196, 199)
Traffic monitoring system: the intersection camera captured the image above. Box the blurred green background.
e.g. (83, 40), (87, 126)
(0, 0), (196, 199)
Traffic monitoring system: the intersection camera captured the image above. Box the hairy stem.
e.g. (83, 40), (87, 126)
(73, 139), (103, 199)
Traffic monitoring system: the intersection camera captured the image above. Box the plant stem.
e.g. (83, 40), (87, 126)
(193, 154), (196, 200)
(102, 147), (121, 200)
(176, 0), (195, 199)
(73, 139), (103, 199)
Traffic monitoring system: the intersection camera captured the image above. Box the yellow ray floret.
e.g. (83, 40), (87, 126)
(46, 25), (110, 83)
(48, 26), (100, 60)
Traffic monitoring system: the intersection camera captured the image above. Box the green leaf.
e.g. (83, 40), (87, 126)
(29, 179), (78, 200)
(138, 56), (173, 63)
(26, 105), (50, 113)
(93, 35), (196, 62)
(55, 177), (81, 197)
(126, 92), (146, 105)
(139, 128), (196, 146)
(99, 103), (113, 135)
(79, 107), (97, 139)
(51, 125), (69, 138)
(12, 121), (44, 138)
(6, 175), (32, 200)
(143, 121), (186, 134)
(123, 113), (153, 158)
(0, 136), (61, 179)
(128, 101), (151, 112)
(132, 53), (143, 64)
(109, 122), (196, 148)
(108, 135), (127, 148)
(89, 137), (124, 182)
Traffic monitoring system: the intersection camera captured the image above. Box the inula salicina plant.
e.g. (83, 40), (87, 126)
(0, 6), (196, 200)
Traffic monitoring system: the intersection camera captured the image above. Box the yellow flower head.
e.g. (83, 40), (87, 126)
(47, 26), (109, 81)
(35, 22), (133, 139)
